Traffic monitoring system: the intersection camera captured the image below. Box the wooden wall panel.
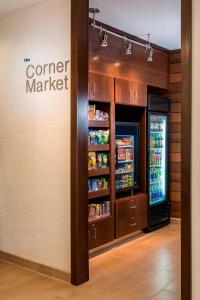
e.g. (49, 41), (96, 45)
(169, 51), (182, 218)
(89, 23), (169, 89)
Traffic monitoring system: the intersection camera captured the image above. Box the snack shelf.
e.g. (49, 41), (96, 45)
(89, 120), (110, 128)
(117, 160), (134, 164)
(88, 188), (110, 200)
(88, 215), (112, 224)
(116, 170), (134, 175)
(117, 145), (133, 148)
(88, 167), (110, 178)
(88, 144), (110, 152)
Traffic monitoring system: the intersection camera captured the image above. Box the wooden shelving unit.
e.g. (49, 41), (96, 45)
(88, 95), (115, 250)
(88, 72), (148, 252)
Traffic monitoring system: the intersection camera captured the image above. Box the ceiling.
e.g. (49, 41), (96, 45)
(89, 0), (181, 50)
(0, 0), (45, 16)
(0, 0), (181, 50)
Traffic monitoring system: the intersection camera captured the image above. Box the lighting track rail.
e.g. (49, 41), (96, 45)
(89, 8), (153, 62)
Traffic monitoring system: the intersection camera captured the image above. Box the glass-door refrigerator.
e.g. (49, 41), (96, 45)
(146, 95), (170, 231)
(115, 122), (139, 193)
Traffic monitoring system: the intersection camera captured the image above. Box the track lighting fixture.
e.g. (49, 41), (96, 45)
(145, 34), (153, 62)
(89, 8), (100, 28)
(89, 8), (153, 62)
(124, 38), (132, 55)
(99, 27), (108, 47)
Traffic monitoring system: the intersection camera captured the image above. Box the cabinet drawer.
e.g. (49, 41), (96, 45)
(115, 194), (148, 238)
(89, 73), (114, 102)
(89, 218), (114, 250)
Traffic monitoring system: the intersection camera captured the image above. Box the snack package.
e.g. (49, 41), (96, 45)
(88, 104), (96, 120)
(88, 152), (96, 170)
(102, 130), (109, 144)
(97, 153), (103, 168)
(96, 130), (103, 144)
(95, 110), (101, 120)
(91, 179), (99, 191)
(102, 153), (108, 168)
(89, 130), (97, 145)
(104, 112), (109, 121)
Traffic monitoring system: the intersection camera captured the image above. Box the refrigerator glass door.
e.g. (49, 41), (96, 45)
(116, 135), (134, 191)
(149, 114), (167, 205)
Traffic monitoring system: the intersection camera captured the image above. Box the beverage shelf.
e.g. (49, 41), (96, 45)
(150, 181), (163, 185)
(150, 148), (163, 151)
(150, 165), (162, 168)
(89, 120), (110, 128)
(88, 188), (110, 200)
(88, 167), (110, 177)
(88, 144), (110, 152)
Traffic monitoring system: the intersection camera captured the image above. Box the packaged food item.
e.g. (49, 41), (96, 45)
(118, 148), (126, 161)
(97, 153), (103, 168)
(88, 201), (111, 222)
(88, 152), (96, 170)
(102, 130), (109, 144)
(96, 130), (103, 144)
(89, 130), (97, 145)
(102, 153), (108, 168)
(88, 177), (108, 192)
(104, 112), (109, 121)
(88, 104), (96, 120)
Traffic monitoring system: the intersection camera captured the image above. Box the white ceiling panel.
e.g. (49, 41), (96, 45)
(89, 0), (181, 50)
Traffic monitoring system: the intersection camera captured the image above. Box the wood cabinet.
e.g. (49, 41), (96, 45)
(115, 78), (133, 105)
(89, 73), (114, 102)
(115, 194), (147, 238)
(89, 218), (114, 250)
(115, 78), (147, 107)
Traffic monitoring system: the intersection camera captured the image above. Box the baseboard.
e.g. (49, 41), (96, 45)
(89, 230), (144, 258)
(170, 217), (181, 225)
(0, 251), (71, 283)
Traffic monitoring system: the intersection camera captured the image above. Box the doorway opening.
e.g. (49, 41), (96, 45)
(71, 0), (191, 299)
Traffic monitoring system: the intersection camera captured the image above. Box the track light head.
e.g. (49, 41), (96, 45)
(100, 28), (108, 47)
(89, 8), (100, 28)
(124, 38), (132, 55)
(145, 34), (153, 62)
(145, 45), (153, 62)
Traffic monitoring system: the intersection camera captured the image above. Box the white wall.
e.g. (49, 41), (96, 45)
(192, 0), (200, 297)
(0, 0), (71, 273)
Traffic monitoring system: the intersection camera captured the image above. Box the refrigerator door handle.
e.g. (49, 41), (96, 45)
(116, 145), (119, 169)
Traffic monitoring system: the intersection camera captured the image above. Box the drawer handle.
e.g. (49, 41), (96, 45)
(129, 217), (137, 227)
(91, 225), (97, 239)
(129, 201), (136, 209)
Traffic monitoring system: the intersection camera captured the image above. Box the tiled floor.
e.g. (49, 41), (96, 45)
(0, 224), (180, 300)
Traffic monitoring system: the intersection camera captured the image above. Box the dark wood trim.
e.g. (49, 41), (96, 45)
(71, 0), (89, 285)
(181, 0), (192, 299)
